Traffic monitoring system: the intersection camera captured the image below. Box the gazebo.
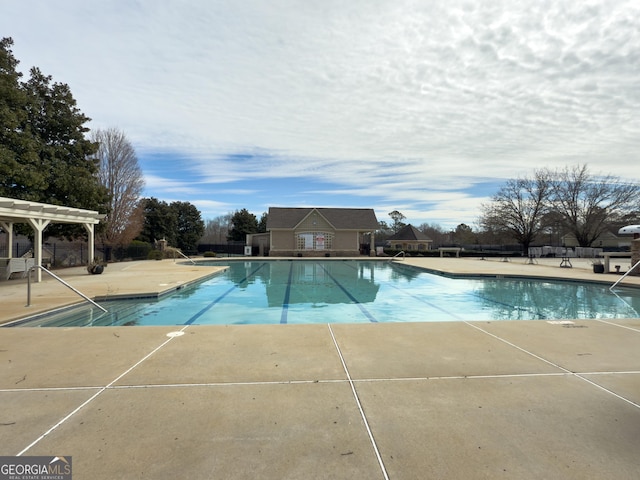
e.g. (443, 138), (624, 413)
(386, 224), (433, 252)
(0, 196), (104, 282)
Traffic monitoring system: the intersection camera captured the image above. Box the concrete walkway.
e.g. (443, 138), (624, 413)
(1, 257), (640, 479)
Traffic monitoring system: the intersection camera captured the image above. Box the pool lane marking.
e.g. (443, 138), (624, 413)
(385, 283), (465, 320)
(183, 263), (267, 325)
(17, 326), (190, 456)
(318, 263), (379, 323)
(344, 261), (466, 320)
(280, 262), (294, 324)
(328, 324), (389, 480)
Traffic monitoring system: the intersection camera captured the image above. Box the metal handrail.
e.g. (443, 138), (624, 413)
(27, 265), (107, 312)
(390, 251), (405, 261)
(173, 249), (196, 265)
(610, 259), (640, 291)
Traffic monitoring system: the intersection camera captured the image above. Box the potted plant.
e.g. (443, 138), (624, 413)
(592, 258), (605, 274)
(87, 260), (105, 274)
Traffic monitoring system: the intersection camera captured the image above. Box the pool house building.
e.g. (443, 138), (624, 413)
(264, 207), (379, 257)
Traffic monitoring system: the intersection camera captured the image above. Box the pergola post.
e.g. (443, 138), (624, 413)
(369, 231), (376, 256)
(84, 223), (95, 264)
(27, 218), (50, 282)
(0, 221), (12, 258)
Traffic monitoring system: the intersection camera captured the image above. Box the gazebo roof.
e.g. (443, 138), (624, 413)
(387, 224), (432, 242)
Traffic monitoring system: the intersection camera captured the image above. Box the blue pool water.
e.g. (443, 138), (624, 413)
(10, 260), (640, 327)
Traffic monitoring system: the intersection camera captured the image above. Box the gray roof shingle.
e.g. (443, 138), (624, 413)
(267, 207), (378, 230)
(387, 224), (432, 241)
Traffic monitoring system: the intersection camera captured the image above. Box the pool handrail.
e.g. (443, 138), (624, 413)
(610, 258), (640, 291)
(173, 249), (196, 265)
(27, 265), (108, 313)
(390, 251), (405, 261)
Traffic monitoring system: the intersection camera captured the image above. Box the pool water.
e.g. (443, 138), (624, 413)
(10, 260), (640, 327)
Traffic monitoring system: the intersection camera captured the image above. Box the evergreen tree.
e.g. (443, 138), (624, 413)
(257, 212), (268, 233)
(0, 37), (108, 238)
(137, 197), (177, 246)
(388, 210), (407, 233)
(0, 37), (42, 200)
(171, 201), (204, 252)
(23, 67), (106, 210)
(228, 209), (258, 242)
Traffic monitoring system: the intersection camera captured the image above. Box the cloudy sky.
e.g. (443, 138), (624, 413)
(3, 0), (639, 229)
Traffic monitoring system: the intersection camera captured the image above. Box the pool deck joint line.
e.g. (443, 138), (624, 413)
(328, 323), (390, 480)
(15, 324), (191, 456)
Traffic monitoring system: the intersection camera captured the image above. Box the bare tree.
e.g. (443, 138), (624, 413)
(418, 222), (448, 246)
(548, 164), (640, 247)
(480, 169), (552, 252)
(201, 214), (232, 244)
(92, 128), (145, 253)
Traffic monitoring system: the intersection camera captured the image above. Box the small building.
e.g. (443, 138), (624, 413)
(265, 207), (379, 257)
(386, 224), (433, 252)
(561, 231), (622, 249)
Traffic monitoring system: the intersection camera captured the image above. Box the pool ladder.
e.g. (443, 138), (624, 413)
(26, 265), (107, 312)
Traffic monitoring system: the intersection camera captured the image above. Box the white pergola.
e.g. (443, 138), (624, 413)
(0, 196), (104, 282)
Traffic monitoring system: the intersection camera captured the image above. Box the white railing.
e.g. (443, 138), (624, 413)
(27, 265), (107, 312)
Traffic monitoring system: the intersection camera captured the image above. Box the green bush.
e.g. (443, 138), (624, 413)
(203, 251), (216, 257)
(147, 250), (163, 261)
(124, 240), (153, 260)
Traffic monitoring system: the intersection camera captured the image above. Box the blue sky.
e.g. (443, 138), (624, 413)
(2, 0), (639, 229)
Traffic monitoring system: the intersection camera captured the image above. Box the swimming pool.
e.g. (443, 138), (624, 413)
(9, 260), (640, 327)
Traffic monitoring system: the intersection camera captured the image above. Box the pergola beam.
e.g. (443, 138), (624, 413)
(0, 196), (104, 282)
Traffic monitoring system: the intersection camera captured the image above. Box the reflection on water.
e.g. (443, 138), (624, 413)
(263, 261), (380, 306)
(476, 279), (640, 320)
(10, 260), (640, 327)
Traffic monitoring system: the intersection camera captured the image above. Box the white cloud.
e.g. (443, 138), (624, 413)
(3, 0), (640, 227)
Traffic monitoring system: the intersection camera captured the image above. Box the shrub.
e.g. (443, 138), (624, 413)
(116, 240), (153, 261)
(147, 250), (163, 261)
(203, 251), (216, 257)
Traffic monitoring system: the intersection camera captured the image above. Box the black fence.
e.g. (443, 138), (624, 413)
(0, 242), (32, 258)
(0, 241), (94, 266)
(0, 240), (154, 266)
(197, 243), (256, 257)
(0, 239), (261, 265)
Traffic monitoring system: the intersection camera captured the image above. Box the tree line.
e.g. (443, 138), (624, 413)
(376, 164), (640, 253)
(479, 165), (639, 252)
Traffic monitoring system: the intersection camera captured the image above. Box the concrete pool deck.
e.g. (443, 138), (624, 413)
(1, 256), (640, 478)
